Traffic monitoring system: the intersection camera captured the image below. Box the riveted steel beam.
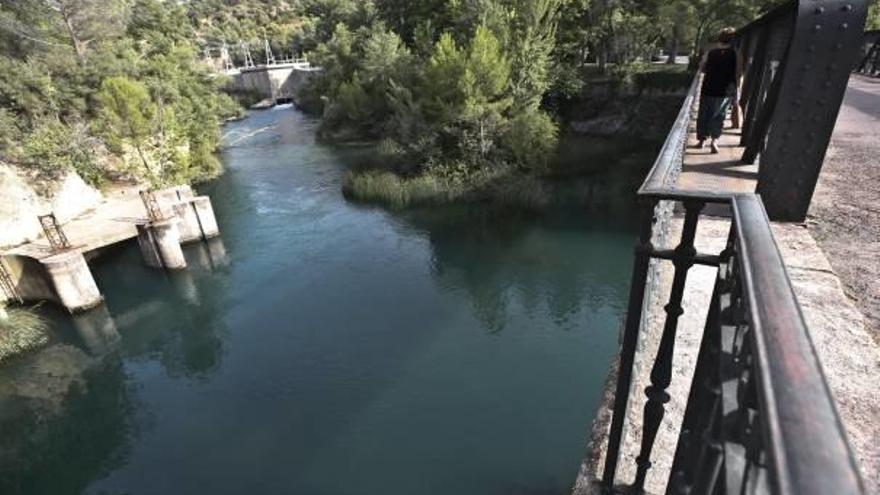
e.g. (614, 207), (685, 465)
(754, 0), (868, 222)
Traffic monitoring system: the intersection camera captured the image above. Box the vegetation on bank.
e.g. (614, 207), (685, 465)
(0, 305), (49, 362)
(298, 0), (775, 208)
(0, 0), (780, 201)
(0, 0), (244, 190)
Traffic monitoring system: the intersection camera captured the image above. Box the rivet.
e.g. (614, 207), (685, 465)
(842, 4), (853, 11)
(814, 24), (822, 32)
(804, 64), (812, 70)
(824, 81), (832, 87)
(815, 7), (824, 14)
(835, 43), (844, 50)
(840, 23), (848, 30)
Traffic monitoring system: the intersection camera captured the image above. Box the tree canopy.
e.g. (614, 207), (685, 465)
(0, 0), (784, 190)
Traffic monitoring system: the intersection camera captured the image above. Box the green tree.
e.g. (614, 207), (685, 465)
(506, 0), (562, 111)
(869, 0), (880, 30)
(95, 76), (159, 182)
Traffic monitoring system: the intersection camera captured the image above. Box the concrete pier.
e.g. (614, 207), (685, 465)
(171, 196), (220, 243)
(136, 220), (187, 270)
(3, 185), (222, 313)
(41, 251), (103, 313)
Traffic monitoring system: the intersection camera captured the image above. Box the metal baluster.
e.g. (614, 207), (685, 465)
(666, 247), (733, 494)
(632, 201), (704, 492)
(602, 199), (659, 493)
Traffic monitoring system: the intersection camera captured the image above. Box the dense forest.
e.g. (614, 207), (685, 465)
(1, 0), (873, 198)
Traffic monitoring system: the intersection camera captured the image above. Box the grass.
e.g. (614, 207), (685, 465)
(342, 165), (560, 211)
(342, 170), (445, 208)
(343, 169), (483, 209)
(0, 306), (50, 362)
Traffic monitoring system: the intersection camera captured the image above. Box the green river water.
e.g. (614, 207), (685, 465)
(0, 106), (654, 495)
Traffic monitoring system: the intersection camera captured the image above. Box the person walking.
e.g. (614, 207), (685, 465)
(695, 28), (742, 153)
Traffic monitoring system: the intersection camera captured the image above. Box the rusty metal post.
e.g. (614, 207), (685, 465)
(38, 213), (72, 252)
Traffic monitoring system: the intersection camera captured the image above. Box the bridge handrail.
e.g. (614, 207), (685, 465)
(728, 194), (863, 494)
(599, 1), (866, 493)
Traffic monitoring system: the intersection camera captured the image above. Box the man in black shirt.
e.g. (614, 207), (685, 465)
(696, 28), (743, 153)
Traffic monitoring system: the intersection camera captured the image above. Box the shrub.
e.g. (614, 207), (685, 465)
(0, 306), (50, 362)
(503, 109), (559, 171)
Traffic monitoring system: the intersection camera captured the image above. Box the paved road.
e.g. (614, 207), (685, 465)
(809, 74), (880, 340)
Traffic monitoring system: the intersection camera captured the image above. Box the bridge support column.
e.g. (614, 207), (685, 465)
(171, 196), (220, 243)
(137, 219), (187, 270)
(41, 251), (103, 313)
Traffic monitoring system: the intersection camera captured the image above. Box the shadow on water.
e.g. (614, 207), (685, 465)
(0, 349), (136, 495)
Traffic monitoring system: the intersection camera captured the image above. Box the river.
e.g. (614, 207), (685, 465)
(0, 106), (650, 495)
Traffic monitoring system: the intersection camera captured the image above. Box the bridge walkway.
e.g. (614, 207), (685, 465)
(590, 75), (880, 493)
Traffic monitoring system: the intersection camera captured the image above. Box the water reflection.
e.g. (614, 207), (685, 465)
(101, 243), (231, 381)
(404, 206), (633, 333)
(186, 238), (230, 271)
(70, 304), (121, 356)
(0, 351), (136, 495)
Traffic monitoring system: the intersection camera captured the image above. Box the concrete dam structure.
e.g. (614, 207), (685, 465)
(226, 60), (321, 106)
(0, 186), (225, 313)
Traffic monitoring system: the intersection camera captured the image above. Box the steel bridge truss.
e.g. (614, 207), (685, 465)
(736, 0), (868, 221)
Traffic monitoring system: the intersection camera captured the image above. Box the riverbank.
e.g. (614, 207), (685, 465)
(339, 68), (691, 210)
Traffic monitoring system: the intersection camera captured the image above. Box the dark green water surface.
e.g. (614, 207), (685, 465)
(0, 107), (646, 495)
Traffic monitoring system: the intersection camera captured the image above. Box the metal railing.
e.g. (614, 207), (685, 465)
(734, 0), (867, 221)
(598, 2), (867, 492)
